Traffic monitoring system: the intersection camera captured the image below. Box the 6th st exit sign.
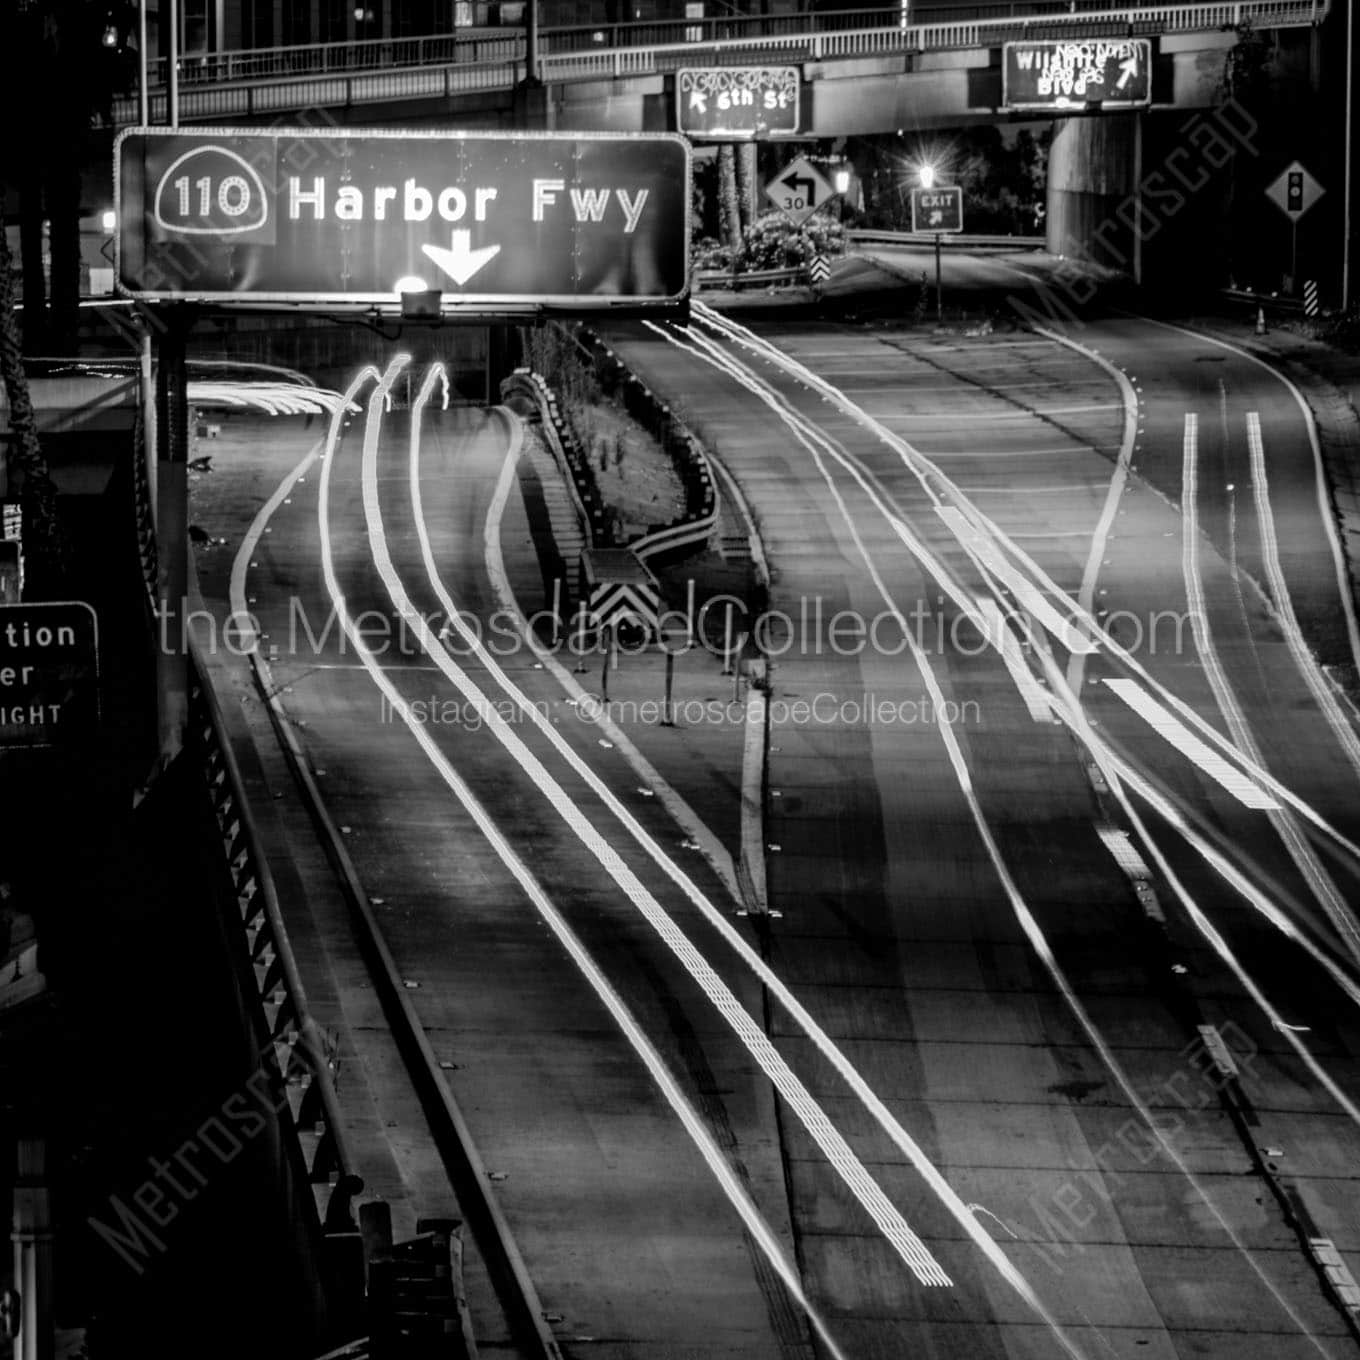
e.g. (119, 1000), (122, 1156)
(115, 128), (691, 307)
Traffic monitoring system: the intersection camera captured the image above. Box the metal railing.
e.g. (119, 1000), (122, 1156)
(847, 228), (1046, 249)
(111, 0), (1326, 124)
(187, 648), (365, 1235)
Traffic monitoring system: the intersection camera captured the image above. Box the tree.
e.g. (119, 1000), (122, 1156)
(0, 0), (133, 352)
(0, 228), (66, 594)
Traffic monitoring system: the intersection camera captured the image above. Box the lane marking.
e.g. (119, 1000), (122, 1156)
(937, 506), (1097, 655)
(977, 599), (1054, 722)
(1135, 315), (1360, 679)
(476, 402), (745, 909)
(1183, 412), (1360, 965)
(659, 316), (1102, 1360)
(1247, 410), (1360, 782)
(1101, 678), (1279, 810)
(676, 311), (1329, 1353)
(371, 367), (953, 1289)
(317, 363), (851, 1359)
(1030, 325), (1139, 695)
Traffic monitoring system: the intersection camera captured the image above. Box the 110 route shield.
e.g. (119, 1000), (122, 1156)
(115, 127), (692, 306)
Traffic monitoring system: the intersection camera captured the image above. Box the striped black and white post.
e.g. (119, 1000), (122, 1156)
(1304, 279), (1319, 316)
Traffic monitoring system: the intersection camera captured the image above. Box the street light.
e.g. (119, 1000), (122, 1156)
(918, 162), (937, 190)
(833, 166), (850, 195)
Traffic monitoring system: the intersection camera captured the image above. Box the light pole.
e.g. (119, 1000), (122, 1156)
(834, 165), (850, 246)
(1345, 0), (1353, 310)
(919, 163), (942, 322)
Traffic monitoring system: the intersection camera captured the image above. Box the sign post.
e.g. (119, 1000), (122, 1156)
(910, 186), (964, 323)
(1265, 161), (1325, 294)
(116, 128), (692, 309)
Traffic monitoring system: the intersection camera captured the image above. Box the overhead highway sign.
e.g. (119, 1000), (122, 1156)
(115, 128), (691, 308)
(676, 67), (800, 138)
(1002, 39), (1152, 110)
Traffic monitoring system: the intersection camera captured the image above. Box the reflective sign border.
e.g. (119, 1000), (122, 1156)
(1000, 39), (1153, 113)
(113, 125), (693, 307)
(674, 66), (802, 140)
(0, 599), (101, 751)
(909, 187), (965, 235)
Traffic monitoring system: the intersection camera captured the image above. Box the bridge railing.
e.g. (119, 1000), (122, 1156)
(111, 0), (1326, 124)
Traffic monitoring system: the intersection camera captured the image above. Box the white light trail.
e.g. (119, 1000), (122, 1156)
(651, 315), (1354, 1346)
(362, 366), (952, 1290)
(312, 360), (850, 1359)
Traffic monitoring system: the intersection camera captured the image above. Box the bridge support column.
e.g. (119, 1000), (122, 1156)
(512, 78), (550, 131)
(1046, 113), (1141, 281)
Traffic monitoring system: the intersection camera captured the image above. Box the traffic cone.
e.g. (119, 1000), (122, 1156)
(1255, 306), (1267, 335)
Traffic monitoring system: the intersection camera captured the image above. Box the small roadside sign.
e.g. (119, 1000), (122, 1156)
(1265, 161), (1324, 222)
(910, 186), (964, 234)
(764, 157), (834, 227)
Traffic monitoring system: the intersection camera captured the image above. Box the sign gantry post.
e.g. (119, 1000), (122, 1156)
(910, 185), (964, 323)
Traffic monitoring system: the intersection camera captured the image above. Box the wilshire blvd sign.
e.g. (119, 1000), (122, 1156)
(1002, 39), (1152, 111)
(115, 128), (691, 307)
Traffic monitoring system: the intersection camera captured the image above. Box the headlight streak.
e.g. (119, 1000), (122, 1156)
(1246, 409), (1360, 780)
(649, 316), (1351, 1349)
(669, 313), (1360, 1053)
(689, 302), (1360, 874)
(356, 365), (954, 1293)
(1181, 412), (1360, 960)
(312, 359), (853, 1360)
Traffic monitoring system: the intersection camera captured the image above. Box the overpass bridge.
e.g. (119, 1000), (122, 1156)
(100, 0), (1342, 295)
(111, 0), (1326, 131)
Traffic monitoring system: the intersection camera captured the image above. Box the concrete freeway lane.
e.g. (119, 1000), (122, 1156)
(192, 301), (1360, 1359)
(597, 305), (1360, 1357)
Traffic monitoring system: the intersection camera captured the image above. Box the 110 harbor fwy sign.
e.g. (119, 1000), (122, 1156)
(115, 128), (691, 308)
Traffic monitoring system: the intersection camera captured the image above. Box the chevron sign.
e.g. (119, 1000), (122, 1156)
(589, 582), (661, 634)
(808, 253), (830, 284)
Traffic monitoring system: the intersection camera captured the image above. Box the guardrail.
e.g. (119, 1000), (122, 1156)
(110, 0), (1326, 124)
(847, 229), (1046, 250)
(131, 402), (363, 1327)
(187, 646), (364, 1239)
(500, 368), (610, 546)
(696, 264), (813, 290)
(576, 327), (720, 564)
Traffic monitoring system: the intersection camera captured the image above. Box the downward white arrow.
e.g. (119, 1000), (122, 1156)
(1115, 55), (1139, 90)
(421, 229), (501, 287)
